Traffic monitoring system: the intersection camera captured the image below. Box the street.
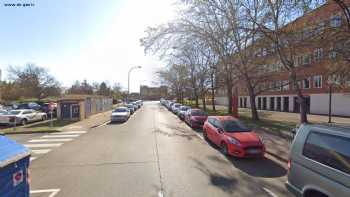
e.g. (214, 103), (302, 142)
(9, 101), (291, 197)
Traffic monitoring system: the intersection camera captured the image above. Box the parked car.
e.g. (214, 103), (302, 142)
(185, 109), (208, 128)
(286, 124), (350, 197)
(17, 102), (42, 111)
(110, 107), (130, 122)
(0, 109), (8, 115)
(126, 104), (135, 114)
(0, 109), (47, 125)
(203, 116), (265, 158)
(177, 106), (191, 120)
(168, 102), (175, 110)
(171, 103), (181, 113)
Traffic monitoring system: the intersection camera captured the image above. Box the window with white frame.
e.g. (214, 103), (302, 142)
(329, 47), (337, 59)
(282, 80), (289, 91)
(303, 54), (311, 65)
(330, 15), (342, 27)
(313, 75), (322, 88)
(314, 48), (323, 62)
(296, 56), (303, 66)
(261, 48), (267, 56)
(303, 78), (311, 89)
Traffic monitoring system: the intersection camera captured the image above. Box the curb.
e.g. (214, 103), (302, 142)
(2, 129), (61, 135)
(90, 120), (110, 129)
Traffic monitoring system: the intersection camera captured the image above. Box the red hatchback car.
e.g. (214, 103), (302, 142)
(184, 109), (208, 128)
(203, 116), (265, 158)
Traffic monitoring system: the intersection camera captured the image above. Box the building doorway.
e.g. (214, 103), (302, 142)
(258, 98), (262, 110)
(283, 97), (289, 112)
(243, 98), (247, 108)
(262, 97), (267, 110)
(277, 97), (281, 111)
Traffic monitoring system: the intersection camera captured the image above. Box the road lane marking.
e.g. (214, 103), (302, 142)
(158, 190), (164, 197)
(31, 149), (52, 154)
(29, 138), (73, 143)
(30, 157), (37, 161)
(51, 131), (86, 135)
(41, 134), (80, 138)
(24, 143), (62, 148)
(263, 187), (279, 197)
(30, 189), (60, 197)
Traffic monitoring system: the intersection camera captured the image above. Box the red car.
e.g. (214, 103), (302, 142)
(203, 116), (265, 158)
(184, 109), (208, 128)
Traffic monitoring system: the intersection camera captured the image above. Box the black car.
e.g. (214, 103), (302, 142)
(17, 102), (42, 111)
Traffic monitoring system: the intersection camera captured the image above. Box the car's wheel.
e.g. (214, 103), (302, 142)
(21, 119), (27, 126)
(221, 142), (229, 156)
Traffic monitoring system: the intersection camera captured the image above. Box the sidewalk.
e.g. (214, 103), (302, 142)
(60, 109), (112, 131)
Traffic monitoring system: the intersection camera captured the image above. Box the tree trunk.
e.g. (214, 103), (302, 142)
(211, 73), (216, 111)
(247, 86), (259, 120)
(194, 89), (199, 108)
(227, 85), (233, 114)
(297, 92), (308, 123)
(202, 93), (207, 111)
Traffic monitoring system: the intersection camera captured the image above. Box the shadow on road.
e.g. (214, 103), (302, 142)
(107, 121), (126, 125)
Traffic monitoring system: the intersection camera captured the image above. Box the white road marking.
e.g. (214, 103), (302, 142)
(30, 189), (61, 197)
(96, 122), (109, 128)
(263, 187), (279, 197)
(29, 138), (73, 143)
(41, 134), (80, 138)
(24, 143), (62, 148)
(30, 157), (37, 161)
(158, 190), (164, 197)
(51, 131), (86, 135)
(31, 149), (52, 154)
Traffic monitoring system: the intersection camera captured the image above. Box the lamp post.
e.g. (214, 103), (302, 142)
(127, 66), (141, 102)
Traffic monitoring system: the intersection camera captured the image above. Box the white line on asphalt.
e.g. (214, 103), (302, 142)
(41, 134), (80, 138)
(263, 187), (279, 197)
(30, 157), (37, 161)
(30, 189), (61, 197)
(31, 149), (52, 154)
(96, 122), (109, 128)
(51, 131), (87, 135)
(158, 190), (164, 197)
(24, 143), (62, 148)
(29, 138), (73, 143)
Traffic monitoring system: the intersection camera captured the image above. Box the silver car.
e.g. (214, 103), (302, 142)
(286, 124), (350, 197)
(0, 109), (47, 125)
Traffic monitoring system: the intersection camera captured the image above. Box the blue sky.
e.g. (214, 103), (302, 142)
(0, 0), (176, 92)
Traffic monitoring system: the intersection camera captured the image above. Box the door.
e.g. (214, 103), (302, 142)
(61, 103), (71, 120)
(277, 97), (281, 111)
(293, 97), (300, 113)
(262, 97), (267, 110)
(258, 98), (262, 109)
(71, 105), (80, 119)
(270, 97), (275, 111)
(283, 97), (289, 112)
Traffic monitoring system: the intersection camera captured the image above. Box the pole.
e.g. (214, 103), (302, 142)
(328, 84), (332, 123)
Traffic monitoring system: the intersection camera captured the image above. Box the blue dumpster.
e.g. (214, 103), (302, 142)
(0, 135), (31, 197)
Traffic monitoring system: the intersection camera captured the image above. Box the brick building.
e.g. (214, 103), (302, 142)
(216, 1), (350, 116)
(140, 85), (168, 100)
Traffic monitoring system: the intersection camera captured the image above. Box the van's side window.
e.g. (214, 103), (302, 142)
(303, 131), (350, 175)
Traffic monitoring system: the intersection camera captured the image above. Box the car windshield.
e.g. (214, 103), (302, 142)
(127, 105), (133, 108)
(222, 120), (250, 132)
(9, 110), (22, 115)
(191, 110), (207, 116)
(113, 108), (128, 112)
(180, 107), (189, 111)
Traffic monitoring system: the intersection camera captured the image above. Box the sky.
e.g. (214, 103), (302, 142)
(0, 0), (177, 92)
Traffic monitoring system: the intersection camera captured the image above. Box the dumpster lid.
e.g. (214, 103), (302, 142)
(0, 135), (30, 168)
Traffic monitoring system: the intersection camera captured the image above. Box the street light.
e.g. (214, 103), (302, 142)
(127, 66), (141, 102)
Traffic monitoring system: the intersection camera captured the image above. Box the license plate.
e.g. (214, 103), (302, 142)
(247, 149), (261, 154)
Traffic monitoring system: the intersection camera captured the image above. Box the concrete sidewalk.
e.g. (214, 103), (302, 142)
(60, 109), (113, 131)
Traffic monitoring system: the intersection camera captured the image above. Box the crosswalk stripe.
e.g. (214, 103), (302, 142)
(24, 143), (62, 148)
(29, 139), (73, 143)
(51, 131), (87, 135)
(41, 135), (79, 138)
(31, 149), (51, 154)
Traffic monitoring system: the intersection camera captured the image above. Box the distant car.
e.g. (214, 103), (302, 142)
(17, 102), (42, 111)
(171, 103), (181, 113)
(168, 102), (175, 110)
(40, 103), (57, 117)
(286, 124), (350, 197)
(184, 109), (208, 128)
(203, 116), (265, 158)
(110, 107), (130, 122)
(177, 106), (191, 120)
(126, 104), (135, 114)
(130, 102), (138, 111)
(0, 109), (47, 125)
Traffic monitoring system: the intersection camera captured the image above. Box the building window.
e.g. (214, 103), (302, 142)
(303, 78), (311, 89)
(282, 80), (289, 91)
(261, 48), (267, 56)
(329, 48), (337, 59)
(313, 75), (322, 88)
(315, 21), (325, 35)
(330, 15), (342, 27)
(303, 54), (311, 65)
(313, 48), (323, 62)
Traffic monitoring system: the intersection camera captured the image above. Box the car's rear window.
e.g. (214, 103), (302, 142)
(191, 110), (207, 116)
(303, 131), (350, 175)
(113, 108), (128, 112)
(222, 120), (250, 132)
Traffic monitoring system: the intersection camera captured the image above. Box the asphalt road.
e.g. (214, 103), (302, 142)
(13, 101), (292, 197)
